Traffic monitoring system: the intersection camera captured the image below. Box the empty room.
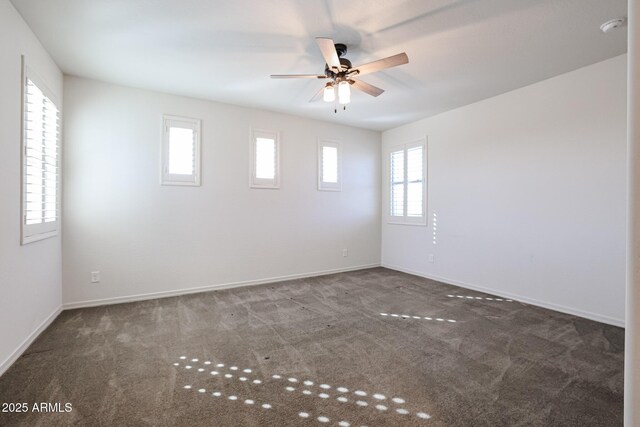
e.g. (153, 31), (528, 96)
(1, 0), (638, 425)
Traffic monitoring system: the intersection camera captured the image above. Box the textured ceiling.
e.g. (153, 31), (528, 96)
(11, 0), (628, 131)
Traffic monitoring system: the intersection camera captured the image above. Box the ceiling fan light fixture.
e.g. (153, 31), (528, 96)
(271, 37), (409, 110)
(323, 83), (335, 102)
(338, 80), (350, 104)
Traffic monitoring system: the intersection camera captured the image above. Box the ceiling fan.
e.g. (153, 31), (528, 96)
(271, 37), (409, 112)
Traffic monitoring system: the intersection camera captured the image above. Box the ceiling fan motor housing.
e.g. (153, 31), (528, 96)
(325, 59), (353, 78)
(325, 44), (352, 77)
(334, 43), (347, 57)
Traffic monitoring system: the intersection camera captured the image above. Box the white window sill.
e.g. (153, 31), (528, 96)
(250, 184), (280, 189)
(387, 220), (427, 227)
(22, 230), (58, 245)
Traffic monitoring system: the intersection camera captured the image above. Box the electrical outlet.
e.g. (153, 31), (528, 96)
(428, 254), (434, 263)
(342, 249), (348, 257)
(91, 271), (100, 283)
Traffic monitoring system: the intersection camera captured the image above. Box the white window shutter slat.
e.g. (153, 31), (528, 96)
(388, 139), (427, 225)
(22, 70), (60, 244)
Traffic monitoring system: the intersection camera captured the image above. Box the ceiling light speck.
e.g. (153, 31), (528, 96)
(600, 18), (626, 33)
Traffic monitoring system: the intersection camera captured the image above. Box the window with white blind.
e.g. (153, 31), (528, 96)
(318, 139), (341, 191)
(389, 139), (427, 225)
(21, 63), (61, 244)
(250, 129), (280, 189)
(161, 115), (201, 186)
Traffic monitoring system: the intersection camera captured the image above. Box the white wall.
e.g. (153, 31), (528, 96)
(0, 0), (63, 374)
(62, 76), (381, 306)
(382, 55), (627, 326)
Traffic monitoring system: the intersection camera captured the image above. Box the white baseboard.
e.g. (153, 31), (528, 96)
(63, 263), (381, 310)
(0, 305), (62, 377)
(381, 263), (625, 328)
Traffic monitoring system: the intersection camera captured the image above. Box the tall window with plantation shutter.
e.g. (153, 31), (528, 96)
(318, 139), (341, 191)
(161, 115), (201, 186)
(21, 63), (61, 244)
(388, 139), (427, 225)
(250, 129), (280, 189)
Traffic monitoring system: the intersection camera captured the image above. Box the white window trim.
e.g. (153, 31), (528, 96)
(161, 115), (201, 186)
(21, 57), (61, 245)
(317, 139), (341, 192)
(387, 137), (427, 226)
(250, 128), (280, 189)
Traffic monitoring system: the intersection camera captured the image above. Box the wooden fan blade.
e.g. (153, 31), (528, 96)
(350, 79), (385, 97)
(315, 37), (341, 71)
(309, 86), (325, 102)
(351, 52), (408, 76)
(271, 74), (327, 79)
